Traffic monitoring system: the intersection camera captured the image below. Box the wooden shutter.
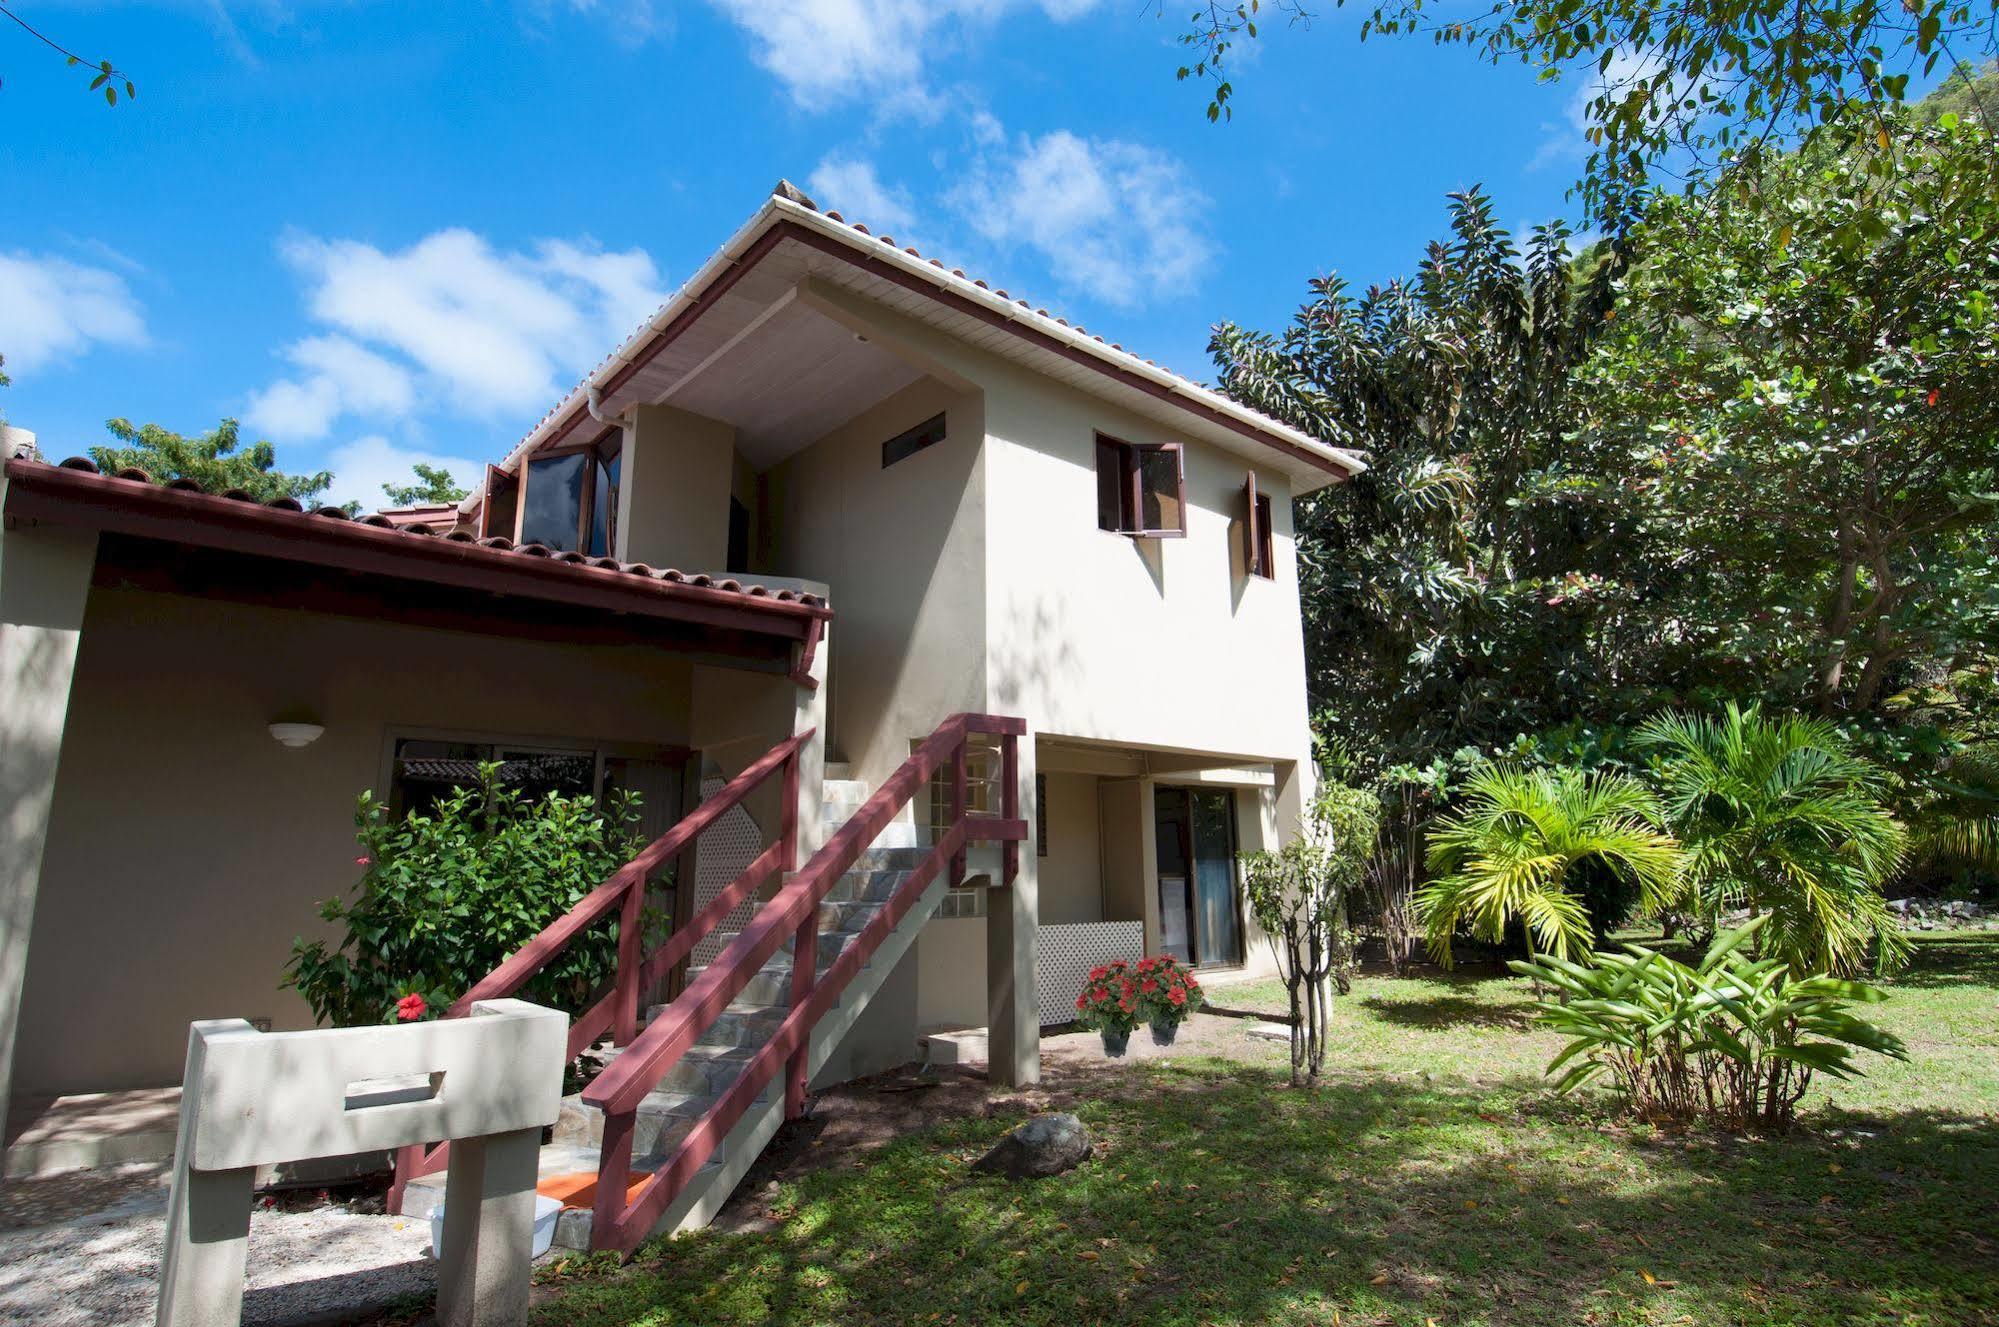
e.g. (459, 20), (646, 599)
(1243, 471), (1261, 576)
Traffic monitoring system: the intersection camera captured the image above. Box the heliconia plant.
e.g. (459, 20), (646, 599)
(1510, 918), (1907, 1130)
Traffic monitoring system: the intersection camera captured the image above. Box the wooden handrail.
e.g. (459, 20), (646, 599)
(387, 728), (812, 1214)
(448, 730), (812, 1015)
(583, 712), (1025, 1251)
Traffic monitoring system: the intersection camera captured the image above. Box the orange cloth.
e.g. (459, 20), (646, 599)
(537, 1171), (651, 1210)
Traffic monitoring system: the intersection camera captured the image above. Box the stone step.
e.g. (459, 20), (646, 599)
(854, 846), (928, 871)
(825, 868), (911, 903)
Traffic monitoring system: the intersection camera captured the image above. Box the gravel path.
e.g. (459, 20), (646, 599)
(0, 1164), (436, 1326)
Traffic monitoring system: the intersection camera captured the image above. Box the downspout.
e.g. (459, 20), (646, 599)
(586, 385), (619, 428)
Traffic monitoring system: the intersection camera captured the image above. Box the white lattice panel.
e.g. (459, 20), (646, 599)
(690, 771), (768, 967)
(1035, 922), (1144, 1026)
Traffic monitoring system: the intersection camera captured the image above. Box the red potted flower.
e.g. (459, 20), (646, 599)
(1074, 960), (1143, 1057)
(1133, 955), (1203, 1045)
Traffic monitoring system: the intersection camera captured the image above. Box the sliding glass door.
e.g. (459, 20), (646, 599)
(1153, 787), (1243, 967)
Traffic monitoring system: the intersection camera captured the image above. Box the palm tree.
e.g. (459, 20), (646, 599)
(1418, 766), (1680, 966)
(1635, 704), (1907, 977)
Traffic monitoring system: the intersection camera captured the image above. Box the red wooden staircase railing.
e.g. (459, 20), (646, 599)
(581, 712), (1025, 1252)
(386, 730), (811, 1214)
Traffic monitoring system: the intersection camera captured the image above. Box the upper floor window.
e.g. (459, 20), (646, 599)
(518, 428), (622, 556)
(1095, 434), (1185, 537)
(1244, 473), (1275, 579)
(882, 413), (947, 469)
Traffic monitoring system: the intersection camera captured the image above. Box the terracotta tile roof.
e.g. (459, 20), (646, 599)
(3, 444), (828, 613)
(474, 180), (1364, 510)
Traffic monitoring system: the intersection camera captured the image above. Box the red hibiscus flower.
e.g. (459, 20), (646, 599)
(396, 992), (427, 1022)
(1169, 987), (1187, 1006)
(355, 856), (371, 867)
(1141, 978), (1160, 994)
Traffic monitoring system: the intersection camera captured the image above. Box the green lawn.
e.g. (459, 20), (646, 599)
(530, 934), (1999, 1327)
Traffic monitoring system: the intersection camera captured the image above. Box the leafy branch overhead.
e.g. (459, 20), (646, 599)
(0, 3), (134, 104)
(1170, 0), (1998, 224)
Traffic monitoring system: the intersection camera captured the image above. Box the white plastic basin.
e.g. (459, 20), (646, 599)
(429, 1193), (565, 1261)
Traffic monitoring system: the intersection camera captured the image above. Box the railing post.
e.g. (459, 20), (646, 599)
(1001, 731), (1020, 886)
(613, 881), (643, 1047)
(786, 917), (816, 1119)
(949, 735), (968, 886)
(592, 1110), (635, 1252)
(780, 748), (801, 870)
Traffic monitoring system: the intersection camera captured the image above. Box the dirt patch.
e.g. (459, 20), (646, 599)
(706, 1011), (1288, 1231)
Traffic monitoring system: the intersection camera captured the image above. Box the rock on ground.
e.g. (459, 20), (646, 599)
(971, 1112), (1092, 1180)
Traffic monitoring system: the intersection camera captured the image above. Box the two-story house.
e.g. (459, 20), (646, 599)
(0, 182), (1360, 1244)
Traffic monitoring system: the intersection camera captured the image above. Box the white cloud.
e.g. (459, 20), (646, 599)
(248, 228), (667, 439)
(706, 0), (1100, 110)
(321, 435), (491, 512)
(952, 129), (1209, 309)
(807, 156), (918, 235)
(0, 251), (147, 374)
(1530, 48), (1694, 172)
(245, 336), (417, 441)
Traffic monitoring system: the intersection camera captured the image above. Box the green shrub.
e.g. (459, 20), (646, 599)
(284, 763), (647, 1027)
(1511, 919), (1907, 1129)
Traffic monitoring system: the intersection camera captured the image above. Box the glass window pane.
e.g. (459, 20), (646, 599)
(1190, 791), (1242, 965)
(1137, 448), (1182, 533)
(1154, 789), (1193, 963)
(1096, 438), (1127, 531)
(590, 450), (620, 557)
(520, 452), (588, 551)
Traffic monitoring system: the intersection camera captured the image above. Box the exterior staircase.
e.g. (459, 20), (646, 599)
(390, 715), (1024, 1254)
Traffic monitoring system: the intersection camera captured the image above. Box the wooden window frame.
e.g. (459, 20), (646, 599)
(1243, 472), (1275, 579)
(479, 465), (518, 540)
(516, 427), (623, 555)
(1094, 433), (1187, 538)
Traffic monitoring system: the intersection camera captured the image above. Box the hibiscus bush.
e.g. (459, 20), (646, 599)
(1074, 960), (1143, 1035)
(284, 762), (647, 1027)
(1133, 954), (1204, 1028)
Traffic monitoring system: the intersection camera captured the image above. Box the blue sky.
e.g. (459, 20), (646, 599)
(1, 1), (1601, 508)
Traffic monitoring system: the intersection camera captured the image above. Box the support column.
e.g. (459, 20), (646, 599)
(434, 1127), (542, 1327)
(986, 731), (1038, 1087)
(0, 509), (97, 1130)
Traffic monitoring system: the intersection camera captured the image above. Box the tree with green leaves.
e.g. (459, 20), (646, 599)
(89, 417), (343, 508)
(382, 462), (470, 507)
(1636, 704), (1908, 977)
(1213, 189), (1671, 772)
(1168, 3), (1996, 226)
(1577, 106), (1999, 717)
(1418, 765), (1681, 964)
(1241, 782), (1380, 1085)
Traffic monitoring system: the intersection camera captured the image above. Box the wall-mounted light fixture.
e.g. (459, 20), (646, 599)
(268, 721), (325, 749)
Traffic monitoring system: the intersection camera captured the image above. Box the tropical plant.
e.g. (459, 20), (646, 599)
(284, 762), (647, 1027)
(1636, 704), (1908, 976)
(1512, 919), (1907, 1129)
(1419, 765), (1680, 965)
(1241, 783), (1378, 1084)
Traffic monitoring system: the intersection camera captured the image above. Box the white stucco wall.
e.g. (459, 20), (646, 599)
(15, 586), (696, 1098)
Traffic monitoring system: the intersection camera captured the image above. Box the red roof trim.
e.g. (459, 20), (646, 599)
(3, 457), (829, 641)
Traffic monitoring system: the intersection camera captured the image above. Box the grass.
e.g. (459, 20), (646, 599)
(530, 933), (1999, 1326)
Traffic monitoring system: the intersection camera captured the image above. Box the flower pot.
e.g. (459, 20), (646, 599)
(1101, 1028), (1130, 1057)
(1149, 1019), (1180, 1046)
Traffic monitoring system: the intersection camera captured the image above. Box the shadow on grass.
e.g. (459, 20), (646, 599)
(531, 1064), (1999, 1327)
(1355, 992), (1540, 1032)
(1889, 932), (1999, 990)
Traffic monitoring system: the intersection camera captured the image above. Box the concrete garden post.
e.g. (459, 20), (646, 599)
(156, 999), (566, 1327)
